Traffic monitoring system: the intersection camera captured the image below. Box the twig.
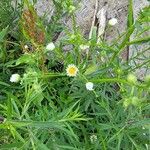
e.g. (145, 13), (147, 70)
(89, 0), (98, 40)
(96, 4), (108, 43)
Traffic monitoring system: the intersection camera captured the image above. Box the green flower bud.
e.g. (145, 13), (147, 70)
(69, 5), (76, 13)
(123, 98), (132, 108)
(131, 97), (140, 106)
(127, 74), (137, 84)
(116, 68), (123, 75)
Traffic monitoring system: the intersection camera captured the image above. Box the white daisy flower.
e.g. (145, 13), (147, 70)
(108, 18), (118, 26)
(66, 64), (78, 77)
(10, 74), (21, 83)
(96, 51), (100, 54)
(86, 82), (94, 91)
(24, 45), (28, 49)
(46, 42), (55, 51)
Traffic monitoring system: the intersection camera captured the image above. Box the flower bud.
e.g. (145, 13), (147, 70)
(86, 82), (94, 91)
(108, 18), (118, 26)
(131, 97), (140, 106)
(90, 134), (97, 143)
(69, 5), (76, 13)
(46, 42), (55, 51)
(127, 74), (137, 84)
(24, 45), (28, 49)
(10, 74), (21, 83)
(123, 98), (131, 108)
(116, 69), (123, 75)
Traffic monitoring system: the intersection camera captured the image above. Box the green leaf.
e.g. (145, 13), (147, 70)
(128, 0), (134, 28)
(0, 142), (24, 149)
(0, 120), (30, 129)
(0, 26), (9, 42)
(138, 6), (150, 23)
(0, 81), (10, 87)
(128, 36), (150, 45)
(130, 119), (150, 128)
(57, 145), (78, 150)
(6, 120), (64, 130)
(16, 54), (36, 65)
(84, 64), (98, 75)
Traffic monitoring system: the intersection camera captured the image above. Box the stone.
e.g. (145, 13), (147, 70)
(129, 0), (150, 79)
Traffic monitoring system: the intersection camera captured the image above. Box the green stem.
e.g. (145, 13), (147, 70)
(91, 78), (128, 84)
(109, 25), (135, 65)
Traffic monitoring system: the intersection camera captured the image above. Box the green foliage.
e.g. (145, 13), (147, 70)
(0, 26), (9, 42)
(0, 0), (150, 149)
(0, 0), (22, 31)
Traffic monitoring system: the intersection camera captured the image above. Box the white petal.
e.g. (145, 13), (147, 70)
(46, 42), (55, 51)
(10, 74), (20, 83)
(24, 45), (28, 49)
(86, 82), (94, 91)
(108, 18), (118, 26)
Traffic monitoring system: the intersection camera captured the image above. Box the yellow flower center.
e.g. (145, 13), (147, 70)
(68, 67), (76, 75)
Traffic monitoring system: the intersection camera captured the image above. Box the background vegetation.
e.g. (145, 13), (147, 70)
(0, 0), (150, 149)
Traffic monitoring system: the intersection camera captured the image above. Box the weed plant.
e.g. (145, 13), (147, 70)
(0, 0), (150, 149)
